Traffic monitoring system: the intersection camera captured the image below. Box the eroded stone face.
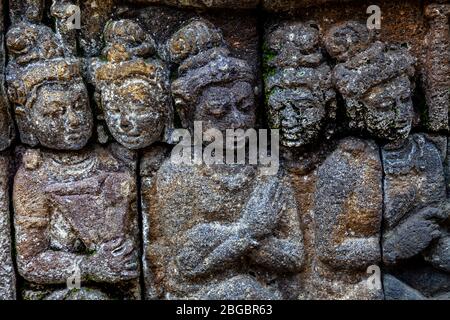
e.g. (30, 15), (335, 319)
(0, 153), (16, 300)
(91, 19), (173, 150)
(264, 22), (336, 148)
(325, 22), (416, 142)
(169, 19), (257, 136)
(6, 22), (93, 150)
(13, 145), (140, 300)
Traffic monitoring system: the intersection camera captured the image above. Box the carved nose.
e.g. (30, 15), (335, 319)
(67, 109), (81, 128)
(120, 114), (132, 130)
(281, 106), (298, 128)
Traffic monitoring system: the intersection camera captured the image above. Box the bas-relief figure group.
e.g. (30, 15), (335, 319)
(0, 0), (448, 300)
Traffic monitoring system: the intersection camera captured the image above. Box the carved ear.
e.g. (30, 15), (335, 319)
(14, 105), (39, 147)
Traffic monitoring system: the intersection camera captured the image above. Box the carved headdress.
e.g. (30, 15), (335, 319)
(6, 22), (83, 109)
(91, 19), (173, 145)
(168, 19), (255, 126)
(264, 22), (335, 107)
(5, 22), (87, 146)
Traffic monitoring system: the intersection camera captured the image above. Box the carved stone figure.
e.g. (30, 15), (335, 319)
(382, 134), (450, 300)
(6, 21), (93, 150)
(142, 19), (304, 300)
(264, 21), (336, 148)
(284, 137), (383, 300)
(0, 153), (16, 300)
(91, 19), (173, 150)
(326, 21), (416, 142)
(13, 145), (140, 300)
(277, 21), (419, 299)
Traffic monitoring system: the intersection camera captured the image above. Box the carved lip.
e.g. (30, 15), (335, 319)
(65, 131), (84, 141)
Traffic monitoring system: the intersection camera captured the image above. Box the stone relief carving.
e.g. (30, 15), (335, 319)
(264, 21), (336, 148)
(91, 19), (173, 149)
(382, 134), (450, 299)
(326, 21), (417, 142)
(5, 20), (93, 150)
(13, 145), (140, 299)
(142, 19), (304, 300)
(0, 0), (448, 301)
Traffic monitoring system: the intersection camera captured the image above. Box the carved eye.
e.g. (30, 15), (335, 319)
(237, 97), (253, 112)
(45, 103), (65, 118)
(379, 98), (395, 110)
(208, 105), (226, 118)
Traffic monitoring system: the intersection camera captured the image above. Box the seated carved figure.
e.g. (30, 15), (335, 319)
(14, 144), (140, 300)
(91, 19), (173, 149)
(264, 22), (336, 148)
(6, 22), (93, 150)
(142, 19), (304, 300)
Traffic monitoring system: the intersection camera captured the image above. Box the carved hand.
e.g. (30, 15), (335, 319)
(85, 237), (139, 283)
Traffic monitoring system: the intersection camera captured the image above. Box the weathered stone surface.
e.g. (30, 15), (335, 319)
(382, 134), (449, 299)
(13, 145), (140, 299)
(142, 160), (304, 299)
(264, 21), (336, 148)
(0, 153), (16, 300)
(169, 19), (257, 134)
(289, 138), (383, 300)
(141, 19), (303, 299)
(6, 20), (93, 150)
(2, 0), (450, 301)
(325, 21), (417, 142)
(422, 4), (450, 132)
(0, 4), (13, 152)
(90, 19), (173, 149)
(128, 0), (259, 9)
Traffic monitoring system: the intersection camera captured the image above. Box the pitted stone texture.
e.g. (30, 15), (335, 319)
(142, 159), (304, 299)
(127, 0), (259, 9)
(0, 1), (14, 151)
(423, 4), (450, 132)
(382, 134), (449, 299)
(264, 21), (336, 148)
(90, 19), (173, 150)
(311, 138), (382, 299)
(13, 145), (140, 300)
(324, 22), (417, 142)
(0, 153), (16, 300)
(168, 19), (257, 135)
(6, 21), (93, 150)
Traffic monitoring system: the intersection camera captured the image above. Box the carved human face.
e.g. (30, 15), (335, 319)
(194, 81), (256, 136)
(360, 76), (413, 141)
(30, 82), (93, 150)
(268, 88), (325, 148)
(102, 79), (169, 149)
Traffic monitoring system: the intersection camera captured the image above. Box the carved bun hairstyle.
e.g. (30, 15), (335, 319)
(168, 19), (255, 128)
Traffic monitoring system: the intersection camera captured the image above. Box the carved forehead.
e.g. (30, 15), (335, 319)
(266, 22), (320, 52)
